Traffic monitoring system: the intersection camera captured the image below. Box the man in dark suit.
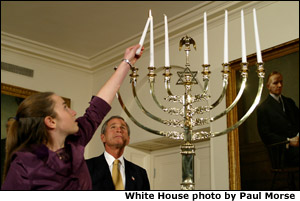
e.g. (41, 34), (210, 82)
(257, 71), (299, 167)
(86, 116), (150, 190)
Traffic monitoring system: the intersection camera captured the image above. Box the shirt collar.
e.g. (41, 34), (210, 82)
(104, 151), (125, 168)
(270, 93), (281, 102)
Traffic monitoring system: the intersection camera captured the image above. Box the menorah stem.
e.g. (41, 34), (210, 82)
(185, 48), (190, 67)
(181, 83), (195, 190)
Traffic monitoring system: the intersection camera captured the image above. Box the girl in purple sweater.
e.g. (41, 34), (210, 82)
(2, 44), (143, 190)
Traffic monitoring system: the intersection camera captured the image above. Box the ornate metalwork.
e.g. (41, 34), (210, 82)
(117, 34), (264, 190)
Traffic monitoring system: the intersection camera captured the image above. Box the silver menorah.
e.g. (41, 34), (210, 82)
(117, 11), (265, 190)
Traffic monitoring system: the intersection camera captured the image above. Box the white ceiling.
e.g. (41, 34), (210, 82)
(1, 1), (204, 58)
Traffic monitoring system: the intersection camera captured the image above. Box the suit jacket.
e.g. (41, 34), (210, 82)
(86, 153), (150, 190)
(257, 94), (299, 145)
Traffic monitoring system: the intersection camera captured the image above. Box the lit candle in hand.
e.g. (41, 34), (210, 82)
(164, 14), (170, 67)
(204, 12), (208, 65)
(224, 10), (228, 64)
(136, 17), (150, 55)
(149, 10), (154, 67)
(241, 10), (247, 63)
(253, 8), (262, 63)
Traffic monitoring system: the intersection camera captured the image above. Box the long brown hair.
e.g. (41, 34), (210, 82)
(2, 92), (57, 183)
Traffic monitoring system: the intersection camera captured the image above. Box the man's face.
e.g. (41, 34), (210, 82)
(101, 118), (130, 149)
(267, 74), (283, 96)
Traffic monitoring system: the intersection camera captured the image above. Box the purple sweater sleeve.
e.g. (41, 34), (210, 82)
(72, 96), (111, 146)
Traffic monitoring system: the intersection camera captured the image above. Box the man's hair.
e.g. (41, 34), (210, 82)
(101, 115), (130, 136)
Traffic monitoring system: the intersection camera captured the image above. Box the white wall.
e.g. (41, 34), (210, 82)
(1, 50), (93, 116)
(1, 1), (299, 190)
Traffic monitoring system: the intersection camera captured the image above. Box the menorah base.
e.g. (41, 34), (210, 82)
(181, 142), (195, 190)
(181, 181), (195, 190)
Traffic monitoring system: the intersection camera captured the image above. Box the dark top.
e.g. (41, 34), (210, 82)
(257, 94), (299, 144)
(257, 94), (299, 167)
(1, 138), (6, 188)
(2, 96), (111, 190)
(86, 153), (150, 190)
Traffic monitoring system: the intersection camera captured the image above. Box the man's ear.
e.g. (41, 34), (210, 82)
(126, 136), (130, 146)
(100, 133), (106, 143)
(44, 116), (56, 129)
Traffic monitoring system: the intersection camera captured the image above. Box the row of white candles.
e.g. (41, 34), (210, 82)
(136, 8), (262, 68)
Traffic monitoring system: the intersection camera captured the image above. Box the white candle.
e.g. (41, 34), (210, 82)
(224, 10), (228, 64)
(136, 17), (150, 55)
(253, 8), (262, 63)
(241, 10), (247, 63)
(150, 10), (154, 67)
(203, 12), (208, 65)
(164, 14), (170, 67)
